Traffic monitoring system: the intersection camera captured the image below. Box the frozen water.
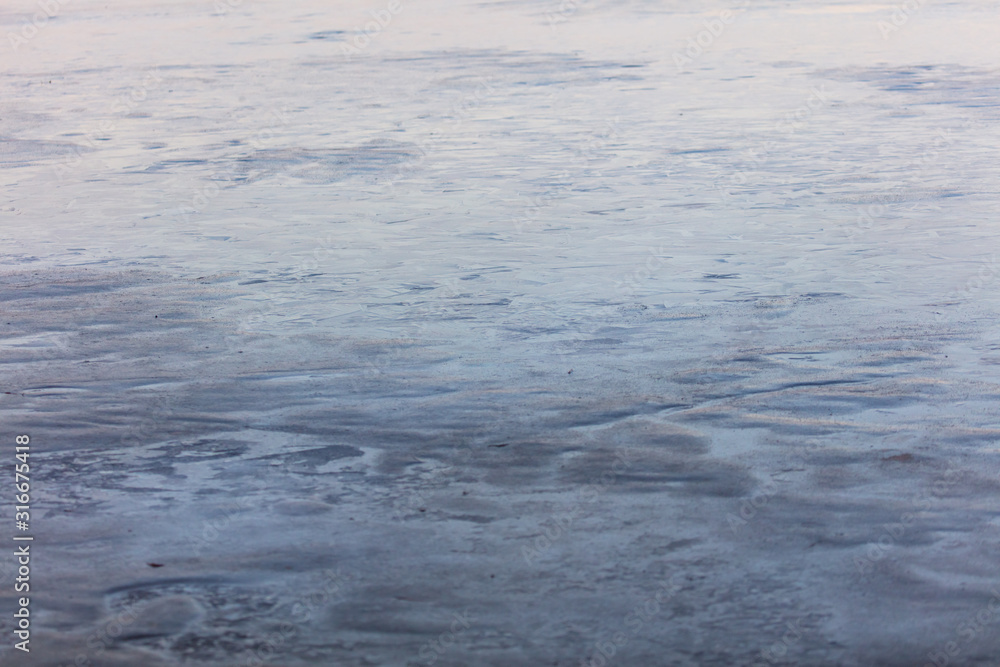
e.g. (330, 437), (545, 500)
(1, 0), (999, 665)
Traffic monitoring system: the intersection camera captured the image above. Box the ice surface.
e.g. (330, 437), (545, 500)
(1, 0), (1000, 665)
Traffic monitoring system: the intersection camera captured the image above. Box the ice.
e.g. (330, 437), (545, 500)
(1, 0), (1000, 664)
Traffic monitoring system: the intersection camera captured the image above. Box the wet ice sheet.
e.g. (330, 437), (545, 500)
(1, 0), (1000, 665)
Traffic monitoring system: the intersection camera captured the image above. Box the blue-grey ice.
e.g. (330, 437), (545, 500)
(1, 0), (999, 665)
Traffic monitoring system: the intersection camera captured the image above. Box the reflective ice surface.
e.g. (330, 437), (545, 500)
(2, 0), (1000, 664)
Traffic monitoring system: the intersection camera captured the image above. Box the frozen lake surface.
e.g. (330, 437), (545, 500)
(2, 0), (1000, 664)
